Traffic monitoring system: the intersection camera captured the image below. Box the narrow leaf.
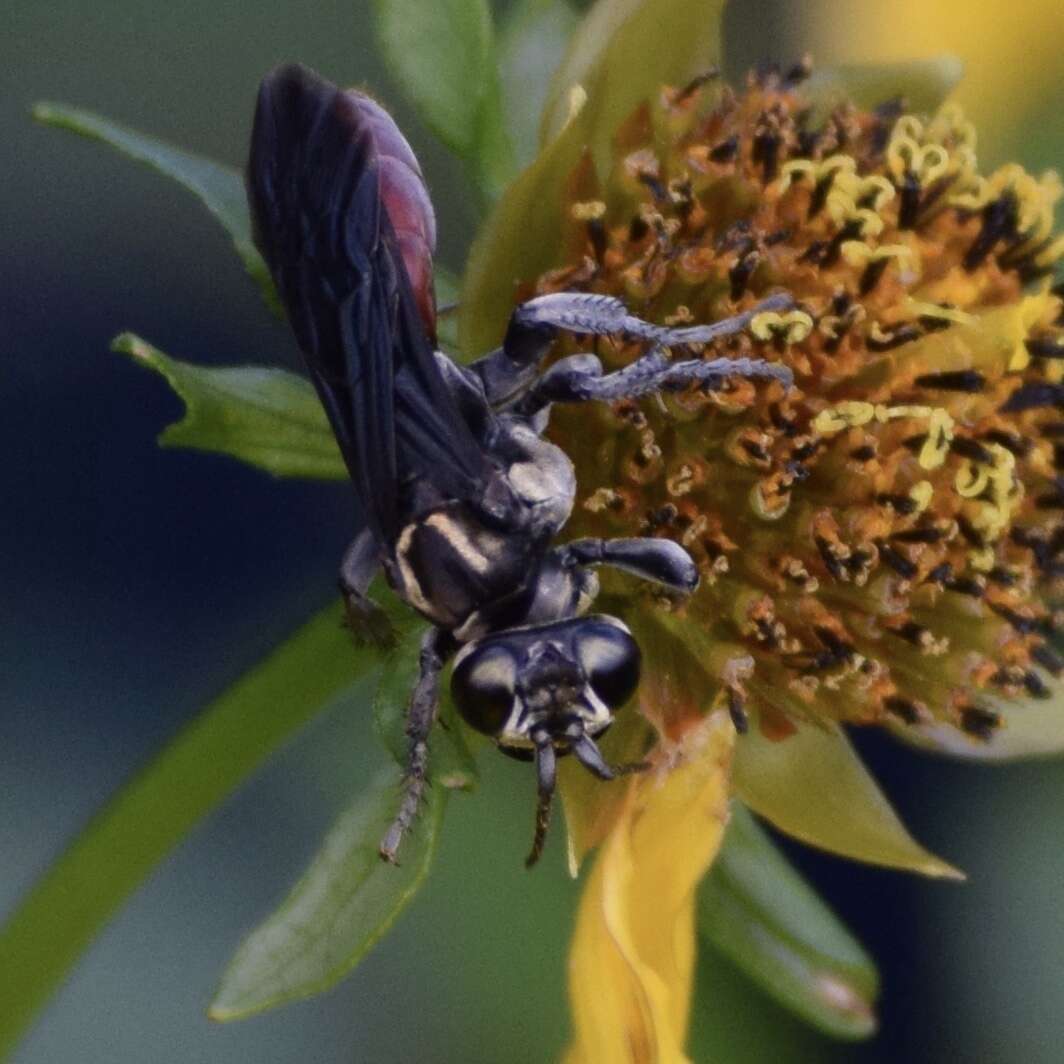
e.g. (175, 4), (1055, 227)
(32, 102), (278, 312)
(700, 803), (879, 1040)
(732, 711), (963, 879)
(539, 0), (726, 165)
(113, 332), (346, 480)
(372, 0), (514, 197)
(0, 601), (406, 1061)
(373, 625), (479, 790)
(209, 767), (445, 1020)
(498, 0), (580, 169)
(804, 56), (964, 120)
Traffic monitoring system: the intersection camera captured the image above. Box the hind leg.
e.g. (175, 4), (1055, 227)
(379, 627), (450, 863)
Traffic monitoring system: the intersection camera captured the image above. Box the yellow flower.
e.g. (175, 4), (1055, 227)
(460, 6), (1064, 1059)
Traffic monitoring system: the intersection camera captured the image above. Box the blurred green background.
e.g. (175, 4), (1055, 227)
(3, 1), (1064, 1061)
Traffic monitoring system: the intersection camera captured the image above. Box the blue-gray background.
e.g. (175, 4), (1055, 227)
(4, 2), (1064, 1061)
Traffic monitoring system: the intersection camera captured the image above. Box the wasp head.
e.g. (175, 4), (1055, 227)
(451, 616), (646, 866)
(451, 615), (640, 754)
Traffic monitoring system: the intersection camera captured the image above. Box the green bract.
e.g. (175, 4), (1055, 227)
(210, 767), (446, 1020)
(700, 804), (879, 1040)
(113, 333), (345, 480)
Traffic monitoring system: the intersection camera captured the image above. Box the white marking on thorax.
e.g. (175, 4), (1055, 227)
(425, 513), (494, 574)
(509, 461), (561, 505)
(395, 524), (434, 616)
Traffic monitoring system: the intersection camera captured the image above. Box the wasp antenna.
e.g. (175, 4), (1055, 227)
(525, 738), (557, 868)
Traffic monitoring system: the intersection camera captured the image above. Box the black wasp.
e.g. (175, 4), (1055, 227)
(247, 65), (792, 866)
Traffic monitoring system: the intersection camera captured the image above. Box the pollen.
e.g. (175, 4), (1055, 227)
(539, 64), (1064, 744)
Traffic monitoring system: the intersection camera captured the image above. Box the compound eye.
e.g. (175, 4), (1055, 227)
(450, 642), (517, 737)
(576, 619), (641, 711)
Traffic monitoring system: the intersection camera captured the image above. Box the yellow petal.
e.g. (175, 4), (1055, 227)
(559, 710), (654, 876)
(565, 712), (734, 1064)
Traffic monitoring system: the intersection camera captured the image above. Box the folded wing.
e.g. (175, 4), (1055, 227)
(247, 63), (490, 544)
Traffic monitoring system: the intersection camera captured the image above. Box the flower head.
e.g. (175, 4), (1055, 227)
(469, 62), (1064, 1063)
(532, 66), (1064, 758)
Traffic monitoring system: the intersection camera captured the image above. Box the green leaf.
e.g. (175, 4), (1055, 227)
(113, 333), (346, 480)
(732, 711), (963, 879)
(373, 625), (479, 790)
(32, 102), (278, 313)
(498, 0), (580, 169)
(209, 766), (445, 1020)
(887, 684), (1064, 762)
(372, 0), (514, 199)
(0, 601), (405, 1061)
(803, 57), (964, 121)
(458, 102), (589, 357)
(700, 803), (879, 1040)
(539, 0), (726, 165)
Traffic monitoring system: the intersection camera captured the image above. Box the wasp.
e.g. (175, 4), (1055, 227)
(247, 65), (792, 866)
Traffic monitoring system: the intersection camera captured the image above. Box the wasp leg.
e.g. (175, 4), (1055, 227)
(525, 733), (557, 868)
(475, 293), (657, 403)
(380, 627), (450, 864)
(518, 348), (793, 413)
(514, 295), (794, 413)
(472, 291), (793, 409)
(556, 537), (699, 593)
(339, 529), (395, 650)
(508, 290), (794, 352)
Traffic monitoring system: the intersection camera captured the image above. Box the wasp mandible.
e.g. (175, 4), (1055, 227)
(247, 65), (792, 866)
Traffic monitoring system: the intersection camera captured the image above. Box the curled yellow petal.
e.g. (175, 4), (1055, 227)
(559, 711), (654, 876)
(565, 713), (734, 1064)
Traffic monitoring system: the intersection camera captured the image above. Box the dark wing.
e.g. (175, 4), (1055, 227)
(247, 63), (491, 544)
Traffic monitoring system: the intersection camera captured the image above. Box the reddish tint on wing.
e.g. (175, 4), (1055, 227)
(352, 93), (438, 341)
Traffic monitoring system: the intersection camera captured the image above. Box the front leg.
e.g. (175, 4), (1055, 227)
(556, 537), (700, 594)
(379, 627), (452, 863)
